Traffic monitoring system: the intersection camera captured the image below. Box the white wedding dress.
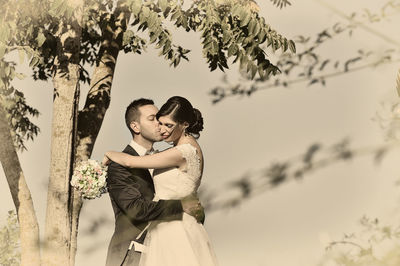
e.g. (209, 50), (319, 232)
(138, 143), (218, 266)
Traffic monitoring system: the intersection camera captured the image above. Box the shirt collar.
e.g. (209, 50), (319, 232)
(129, 140), (152, 156)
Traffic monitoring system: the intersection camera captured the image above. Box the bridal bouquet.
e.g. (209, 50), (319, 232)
(70, 159), (108, 199)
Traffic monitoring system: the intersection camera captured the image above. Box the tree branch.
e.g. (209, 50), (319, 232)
(0, 104), (40, 266)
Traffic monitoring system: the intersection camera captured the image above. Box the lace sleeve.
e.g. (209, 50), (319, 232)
(175, 144), (201, 178)
(176, 143), (196, 160)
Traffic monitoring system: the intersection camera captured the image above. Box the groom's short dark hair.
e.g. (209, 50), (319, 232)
(125, 98), (154, 135)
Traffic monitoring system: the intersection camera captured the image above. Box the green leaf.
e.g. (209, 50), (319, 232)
(240, 11), (251, 27)
(258, 30), (266, 44)
(147, 12), (158, 30)
(222, 31), (231, 45)
(227, 44), (238, 57)
(65, 6), (74, 20)
(142, 6), (150, 19)
(239, 53), (248, 69)
(163, 6), (172, 18)
(272, 40), (277, 52)
(171, 10), (180, 21)
(243, 37), (251, 46)
(231, 4), (242, 17)
(49, 0), (63, 16)
(248, 19), (256, 36)
(246, 61), (252, 73)
(0, 66), (5, 78)
(0, 44), (6, 58)
(265, 64), (279, 76)
(0, 27), (6, 42)
(282, 39), (288, 52)
(246, 44), (255, 56)
(18, 49), (25, 64)
(253, 21), (261, 37)
(37, 32), (46, 47)
(174, 56), (180, 67)
(238, 8), (246, 21)
(131, 0), (142, 16)
(25, 48), (32, 60)
(15, 72), (26, 80)
(156, 35), (168, 48)
(5, 65), (10, 77)
(29, 56), (39, 68)
(197, 19), (206, 31)
(181, 14), (188, 29)
(123, 30), (135, 46)
(159, 0), (168, 12)
(58, 1), (68, 17)
(9, 66), (15, 80)
(149, 32), (158, 44)
(258, 65), (265, 78)
(210, 41), (218, 55)
(289, 40), (296, 53)
(220, 56), (229, 69)
(251, 64), (257, 79)
(162, 41), (171, 55)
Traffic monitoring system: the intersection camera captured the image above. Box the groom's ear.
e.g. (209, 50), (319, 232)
(130, 121), (140, 134)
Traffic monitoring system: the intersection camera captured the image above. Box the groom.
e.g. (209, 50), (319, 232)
(105, 98), (204, 266)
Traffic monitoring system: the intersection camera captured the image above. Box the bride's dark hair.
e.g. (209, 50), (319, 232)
(156, 96), (204, 138)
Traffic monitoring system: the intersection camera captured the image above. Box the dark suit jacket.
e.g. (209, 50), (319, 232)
(105, 145), (183, 266)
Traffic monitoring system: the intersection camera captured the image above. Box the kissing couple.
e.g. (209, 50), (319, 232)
(103, 96), (218, 266)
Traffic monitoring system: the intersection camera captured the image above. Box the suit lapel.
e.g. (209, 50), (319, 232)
(123, 145), (154, 187)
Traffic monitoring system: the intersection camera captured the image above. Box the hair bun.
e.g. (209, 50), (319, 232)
(187, 108), (204, 137)
(157, 96), (204, 139)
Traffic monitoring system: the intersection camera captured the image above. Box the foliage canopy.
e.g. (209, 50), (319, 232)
(0, 0), (295, 149)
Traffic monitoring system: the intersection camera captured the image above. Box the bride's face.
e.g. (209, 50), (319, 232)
(158, 114), (185, 144)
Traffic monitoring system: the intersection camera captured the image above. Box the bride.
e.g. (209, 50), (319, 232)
(103, 96), (218, 266)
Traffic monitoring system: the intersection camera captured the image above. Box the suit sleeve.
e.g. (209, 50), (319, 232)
(107, 162), (183, 223)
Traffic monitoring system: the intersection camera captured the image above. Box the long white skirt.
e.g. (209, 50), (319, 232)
(138, 213), (218, 266)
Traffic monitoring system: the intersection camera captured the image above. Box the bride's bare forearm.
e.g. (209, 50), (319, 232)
(106, 148), (184, 169)
(106, 151), (135, 167)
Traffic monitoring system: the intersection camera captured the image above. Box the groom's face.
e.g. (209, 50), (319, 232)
(136, 104), (163, 142)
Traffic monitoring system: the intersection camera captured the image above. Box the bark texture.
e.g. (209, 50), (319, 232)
(42, 2), (83, 265)
(0, 105), (41, 266)
(69, 6), (130, 265)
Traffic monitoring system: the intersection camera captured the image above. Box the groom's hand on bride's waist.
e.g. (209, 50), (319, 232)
(181, 195), (205, 224)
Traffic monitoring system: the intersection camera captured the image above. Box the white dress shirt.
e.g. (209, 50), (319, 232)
(129, 140), (154, 175)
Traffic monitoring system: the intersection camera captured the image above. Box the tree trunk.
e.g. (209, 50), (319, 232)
(42, 63), (80, 266)
(68, 6), (130, 265)
(42, 2), (82, 265)
(0, 105), (41, 266)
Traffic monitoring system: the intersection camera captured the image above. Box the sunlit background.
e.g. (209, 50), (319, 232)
(1, 0), (400, 265)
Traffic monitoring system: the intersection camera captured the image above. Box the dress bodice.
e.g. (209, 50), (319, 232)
(153, 143), (202, 200)
(139, 143), (219, 266)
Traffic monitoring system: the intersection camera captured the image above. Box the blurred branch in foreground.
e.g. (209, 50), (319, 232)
(202, 99), (400, 211)
(201, 100), (400, 211)
(210, 0), (400, 103)
(200, 139), (400, 212)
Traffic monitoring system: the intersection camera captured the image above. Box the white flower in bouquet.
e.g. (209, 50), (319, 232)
(70, 159), (108, 199)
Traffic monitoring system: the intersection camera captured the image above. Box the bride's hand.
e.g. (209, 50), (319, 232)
(102, 154), (111, 166)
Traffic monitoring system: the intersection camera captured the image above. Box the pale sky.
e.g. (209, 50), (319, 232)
(1, 1), (400, 266)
